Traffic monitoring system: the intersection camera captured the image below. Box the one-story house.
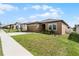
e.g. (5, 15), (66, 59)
(3, 24), (16, 29)
(20, 23), (28, 31)
(21, 19), (70, 35)
(3, 22), (20, 29)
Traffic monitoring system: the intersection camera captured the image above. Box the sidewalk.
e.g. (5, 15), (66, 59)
(0, 30), (33, 56)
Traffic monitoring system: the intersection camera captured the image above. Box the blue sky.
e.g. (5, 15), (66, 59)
(0, 3), (79, 27)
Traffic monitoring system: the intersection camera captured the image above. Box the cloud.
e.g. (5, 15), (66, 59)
(29, 15), (37, 19)
(39, 12), (50, 17)
(0, 10), (4, 14)
(39, 12), (62, 18)
(0, 3), (18, 11)
(0, 3), (18, 14)
(31, 5), (41, 10)
(29, 8), (63, 19)
(29, 5), (64, 19)
(42, 5), (52, 10)
(31, 5), (52, 10)
(23, 7), (27, 10)
(15, 17), (27, 23)
(77, 17), (79, 20)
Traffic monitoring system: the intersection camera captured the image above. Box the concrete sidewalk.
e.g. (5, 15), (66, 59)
(0, 30), (33, 56)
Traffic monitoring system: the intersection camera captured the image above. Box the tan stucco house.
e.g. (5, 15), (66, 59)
(42, 19), (69, 35)
(21, 19), (70, 35)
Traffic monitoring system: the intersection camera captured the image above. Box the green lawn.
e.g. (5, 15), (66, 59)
(12, 33), (79, 56)
(3, 29), (17, 33)
(0, 39), (3, 56)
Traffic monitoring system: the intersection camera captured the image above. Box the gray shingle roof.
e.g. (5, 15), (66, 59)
(41, 19), (60, 22)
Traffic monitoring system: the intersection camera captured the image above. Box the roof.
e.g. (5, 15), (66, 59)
(41, 19), (58, 22)
(4, 19), (70, 28)
(41, 19), (69, 27)
(20, 19), (70, 27)
(26, 21), (42, 25)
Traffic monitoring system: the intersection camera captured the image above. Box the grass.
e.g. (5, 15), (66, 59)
(3, 29), (17, 33)
(12, 33), (79, 56)
(0, 39), (3, 56)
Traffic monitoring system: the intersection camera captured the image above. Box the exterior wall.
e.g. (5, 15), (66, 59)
(21, 24), (27, 31)
(44, 22), (69, 35)
(13, 25), (16, 29)
(61, 22), (69, 35)
(44, 22), (62, 34)
(57, 22), (62, 34)
(27, 23), (43, 32)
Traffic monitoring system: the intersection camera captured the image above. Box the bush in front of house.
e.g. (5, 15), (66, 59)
(41, 30), (49, 34)
(41, 30), (56, 35)
(68, 32), (79, 43)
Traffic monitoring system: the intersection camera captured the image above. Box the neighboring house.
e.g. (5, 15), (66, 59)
(20, 23), (28, 31)
(27, 22), (44, 32)
(3, 23), (16, 29)
(75, 25), (79, 33)
(21, 19), (70, 35)
(3, 24), (12, 29)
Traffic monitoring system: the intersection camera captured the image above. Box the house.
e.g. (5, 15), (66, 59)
(27, 22), (44, 32)
(21, 19), (70, 35)
(41, 19), (70, 35)
(3, 24), (16, 29)
(20, 23), (28, 31)
(3, 23), (19, 30)
(75, 25), (79, 33)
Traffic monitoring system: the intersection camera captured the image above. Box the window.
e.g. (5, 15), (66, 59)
(53, 24), (56, 30)
(48, 23), (57, 31)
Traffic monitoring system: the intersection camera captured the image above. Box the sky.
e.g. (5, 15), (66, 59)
(0, 3), (79, 27)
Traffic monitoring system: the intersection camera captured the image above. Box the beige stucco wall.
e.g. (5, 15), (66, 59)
(45, 22), (62, 34)
(13, 25), (16, 29)
(21, 24), (27, 31)
(61, 22), (69, 35)
(27, 23), (42, 32)
(44, 21), (69, 35)
(56, 22), (62, 34)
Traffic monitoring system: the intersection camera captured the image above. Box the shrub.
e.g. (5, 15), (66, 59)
(68, 32), (79, 43)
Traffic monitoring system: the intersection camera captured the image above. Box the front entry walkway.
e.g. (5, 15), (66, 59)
(0, 30), (33, 56)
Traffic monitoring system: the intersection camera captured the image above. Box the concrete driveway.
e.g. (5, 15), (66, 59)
(7, 32), (32, 36)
